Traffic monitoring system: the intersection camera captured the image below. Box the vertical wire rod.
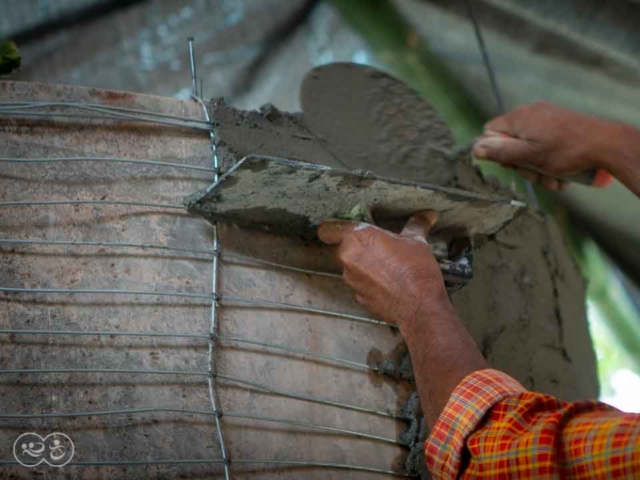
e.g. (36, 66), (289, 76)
(190, 40), (230, 479)
(188, 38), (198, 98)
(464, 0), (504, 113)
(464, 0), (539, 208)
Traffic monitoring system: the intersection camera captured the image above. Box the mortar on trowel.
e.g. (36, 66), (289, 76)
(186, 63), (525, 289)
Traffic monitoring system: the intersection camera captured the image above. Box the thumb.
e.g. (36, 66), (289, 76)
(473, 134), (537, 167)
(400, 211), (438, 240)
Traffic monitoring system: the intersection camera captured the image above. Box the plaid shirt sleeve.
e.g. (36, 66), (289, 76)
(425, 369), (640, 479)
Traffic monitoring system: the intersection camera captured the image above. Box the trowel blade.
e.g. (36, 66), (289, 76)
(186, 155), (524, 238)
(300, 62), (457, 186)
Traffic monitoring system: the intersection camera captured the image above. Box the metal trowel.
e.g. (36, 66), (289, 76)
(300, 62), (459, 186)
(186, 154), (524, 287)
(186, 64), (525, 287)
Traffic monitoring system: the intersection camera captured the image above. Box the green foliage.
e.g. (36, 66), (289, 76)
(0, 40), (21, 75)
(330, 0), (485, 144)
(330, 0), (640, 391)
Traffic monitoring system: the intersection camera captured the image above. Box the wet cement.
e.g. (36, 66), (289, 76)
(206, 85), (598, 477)
(187, 155), (522, 239)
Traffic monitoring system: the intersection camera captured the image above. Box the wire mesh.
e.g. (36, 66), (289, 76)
(0, 65), (413, 477)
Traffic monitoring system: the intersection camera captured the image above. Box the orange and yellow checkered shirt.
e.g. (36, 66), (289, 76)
(425, 369), (640, 479)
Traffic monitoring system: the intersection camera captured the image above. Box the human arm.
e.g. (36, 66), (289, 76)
(318, 213), (640, 479)
(427, 369), (640, 479)
(473, 101), (640, 197)
(317, 213), (488, 428)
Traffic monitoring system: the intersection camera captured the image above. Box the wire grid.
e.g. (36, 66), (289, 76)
(0, 72), (412, 479)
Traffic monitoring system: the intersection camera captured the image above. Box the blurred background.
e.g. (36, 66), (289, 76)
(1, 0), (639, 410)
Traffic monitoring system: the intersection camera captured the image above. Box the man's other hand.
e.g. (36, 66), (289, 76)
(473, 101), (615, 190)
(317, 212), (448, 327)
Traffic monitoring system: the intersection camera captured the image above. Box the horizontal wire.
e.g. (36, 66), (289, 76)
(217, 373), (403, 420)
(0, 458), (409, 475)
(0, 200), (184, 209)
(0, 101), (211, 125)
(232, 459), (408, 476)
(0, 287), (212, 299)
(0, 238), (341, 277)
(0, 368), (403, 420)
(0, 156), (216, 172)
(0, 328), (209, 340)
(225, 412), (400, 445)
(0, 101), (211, 131)
(221, 293), (394, 328)
(0, 100), (410, 476)
(0, 111), (210, 131)
(225, 253), (341, 279)
(0, 406), (211, 418)
(0, 238), (216, 257)
(0, 286), (387, 327)
(0, 368), (208, 376)
(218, 335), (375, 372)
(0, 459), (225, 466)
(0, 329), (375, 373)
(0, 407), (399, 445)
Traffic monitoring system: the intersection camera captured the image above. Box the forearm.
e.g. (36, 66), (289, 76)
(605, 121), (640, 197)
(398, 297), (488, 429)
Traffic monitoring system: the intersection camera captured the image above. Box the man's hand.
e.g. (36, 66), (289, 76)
(318, 212), (488, 428)
(473, 101), (616, 190)
(317, 212), (448, 328)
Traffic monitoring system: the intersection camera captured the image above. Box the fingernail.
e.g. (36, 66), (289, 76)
(474, 136), (507, 160)
(473, 144), (489, 159)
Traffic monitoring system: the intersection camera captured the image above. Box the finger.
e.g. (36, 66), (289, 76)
(515, 167), (540, 184)
(483, 128), (512, 138)
(557, 180), (570, 191)
(318, 220), (360, 245)
(473, 135), (537, 166)
(400, 211), (438, 239)
(484, 116), (514, 135)
(342, 267), (357, 287)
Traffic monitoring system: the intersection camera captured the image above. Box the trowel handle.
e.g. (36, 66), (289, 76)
(519, 164), (613, 187)
(490, 132), (614, 187)
(465, 136), (614, 188)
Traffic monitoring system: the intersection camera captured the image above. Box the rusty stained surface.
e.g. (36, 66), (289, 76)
(0, 81), (412, 478)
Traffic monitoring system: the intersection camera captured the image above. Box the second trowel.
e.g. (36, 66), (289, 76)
(300, 62), (459, 186)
